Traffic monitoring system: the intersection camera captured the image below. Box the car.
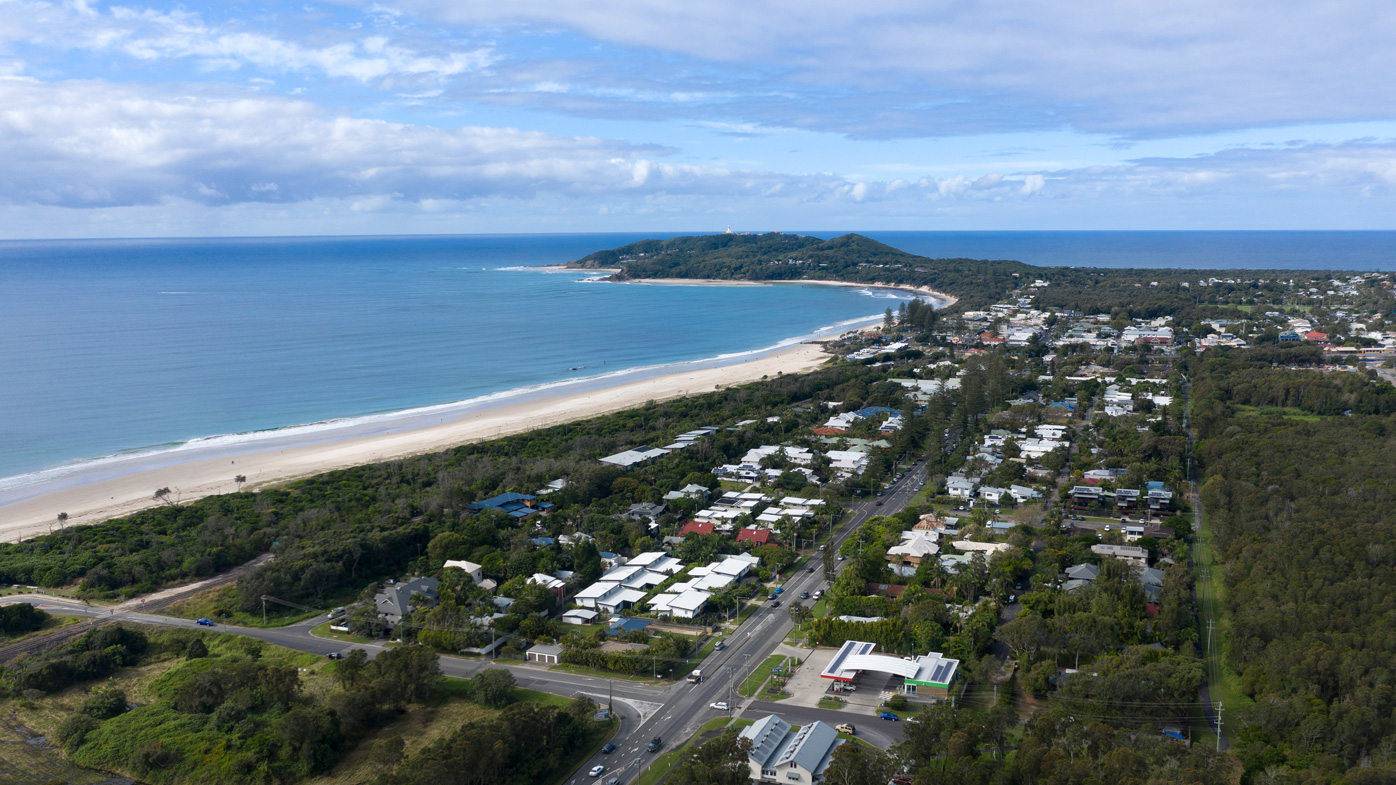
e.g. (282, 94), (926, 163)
(881, 712), (899, 721)
(799, 591), (810, 599)
(327, 606), (346, 619)
(813, 590), (823, 599)
(710, 701), (729, 711)
(835, 723), (856, 735)
(195, 618), (214, 626)
(838, 555), (846, 561)
(606, 778), (620, 785)
(771, 587), (783, 595)
(875, 501), (884, 506)
(806, 566), (815, 573)
(714, 640), (725, 651)
(770, 599), (782, 608)
(327, 651), (343, 660)
(601, 743), (616, 754)
(647, 737), (662, 752)
(589, 765), (606, 777)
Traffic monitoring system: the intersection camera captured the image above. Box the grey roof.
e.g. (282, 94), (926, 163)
(527, 644), (564, 657)
(773, 721), (843, 775)
(740, 714), (792, 767)
(1136, 566), (1166, 587)
(375, 577), (439, 619)
(927, 659), (957, 684)
(1066, 563), (1099, 581)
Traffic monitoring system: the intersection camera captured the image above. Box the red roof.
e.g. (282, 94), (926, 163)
(1304, 331), (1329, 341)
(736, 527), (772, 545)
(812, 427), (846, 436)
(678, 521), (714, 538)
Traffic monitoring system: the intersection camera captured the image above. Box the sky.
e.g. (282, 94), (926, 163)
(1, 0), (1394, 237)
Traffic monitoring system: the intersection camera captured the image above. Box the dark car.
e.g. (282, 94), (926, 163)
(770, 599), (782, 608)
(875, 501), (884, 506)
(195, 618), (214, 626)
(800, 591), (810, 599)
(601, 743), (616, 754)
(806, 566), (815, 573)
(647, 737), (662, 752)
(327, 651), (343, 660)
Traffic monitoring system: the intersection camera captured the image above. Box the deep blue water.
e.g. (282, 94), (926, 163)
(1, 231), (1393, 485)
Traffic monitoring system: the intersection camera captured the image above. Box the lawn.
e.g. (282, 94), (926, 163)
(810, 598), (829, 618)
(739, 654), (793, 698)
(817, 696), (847, 710)
(635, 718), (734, 785)
(309, 620), (375, 644)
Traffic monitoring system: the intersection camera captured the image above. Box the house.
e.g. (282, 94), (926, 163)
(561, 609), (597, 625)
(1092, 543), (1149, 566)
(1145, 487), (1174, 513)
(528, 573), (567, 599)
(1069, 485), (1102, 511)
(374, 577), (439, 627)
(600, 446), (669, 469)
(679, 520), (715, 538)
(1303, 331), (1330, 344)
(1278, 330), (1301, 342)
(1065, 563), (1099, 582)
(664, 484), (711, 502)
(442, 560), (483, 583)
(526, 644), (563, 665)
(467, 492), (554, 518)
(607, 617), (652, 636)
(737, 527), (773, 546)
(740, 715), (844, 785)
(537, 478), (569, 495)
(979, 486), (1009, 505)
(624, 502), (667, 521)
(947, 478), (977, 498)
(886, 531), (941, 576)
(1009, 485), (1042, 504)
(1115, 488), (1141, 512)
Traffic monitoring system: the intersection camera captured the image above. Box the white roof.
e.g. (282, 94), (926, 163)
(576, 581), (620, 600)
(668, 588), (712, 612)
(443, 559), (482, 574)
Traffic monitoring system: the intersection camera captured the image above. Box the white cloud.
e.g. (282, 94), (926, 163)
(352, 0), (1396, 136)
(0, 77), (851, 208)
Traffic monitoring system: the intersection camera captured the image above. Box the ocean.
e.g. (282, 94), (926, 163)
(1, 231), (1393, 491)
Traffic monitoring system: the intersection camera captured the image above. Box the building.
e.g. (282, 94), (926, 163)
(442, 560), (483, 583)
(737, 527), (773, 546)
(466, 492), (554, 518)
(664, 484), (711, 502)
(886, 530), (941, 576)
(526, 644), (563, 665)
(820, 640), (960, 699)
(679, 520), (715, 538)
(1092, 543), (1149, 566)
(600, 445), (670, 469)
(740, 714), (844, 785)
(528, 573), (567, 599)
(624, 502), (667, 521)
(947, 478), (977, 498)
(374, 577), (439, 627)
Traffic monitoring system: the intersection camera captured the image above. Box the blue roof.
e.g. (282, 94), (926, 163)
(854, 406), (902, 418)
(608, 618), (652, 634)
(529, 536), (555, 547)
(468, 491), (554, 517)
(1145, 480), (1167, 491)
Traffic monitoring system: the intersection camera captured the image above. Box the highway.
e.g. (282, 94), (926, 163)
(1, 458), (931, 783)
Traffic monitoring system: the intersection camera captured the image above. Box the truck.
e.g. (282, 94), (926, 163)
(687, 669), (703, 684)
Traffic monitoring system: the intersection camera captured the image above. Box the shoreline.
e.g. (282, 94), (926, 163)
(537, 267), (960, 308)
(0, 342), (835, 543)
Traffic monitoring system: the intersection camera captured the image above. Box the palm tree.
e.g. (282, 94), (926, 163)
(234, 474), (247, 492)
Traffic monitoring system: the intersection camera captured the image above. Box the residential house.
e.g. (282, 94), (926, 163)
(374, 577), (439, 628)
(1092, 543), (1149, 566)
(600, 446), (670, 469)
(442, 560), (483, 583)
(887, 531), (941, 577)
(526, 644), (563, 664)
(466, 492), (554, 519)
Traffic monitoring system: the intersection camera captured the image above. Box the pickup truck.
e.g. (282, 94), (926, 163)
(687, 669), (703, 684)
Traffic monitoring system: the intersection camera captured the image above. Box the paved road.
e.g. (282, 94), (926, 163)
(4, 460), (933, 784)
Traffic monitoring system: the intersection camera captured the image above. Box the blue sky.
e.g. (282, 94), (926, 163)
(1, 0), (1394, 237)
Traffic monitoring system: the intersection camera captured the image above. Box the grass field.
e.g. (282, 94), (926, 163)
(739, 654), (792, 698)
(309, 619), (375, 644)
(1232, 404), (1325, 421)
(162, 584), (333, 628)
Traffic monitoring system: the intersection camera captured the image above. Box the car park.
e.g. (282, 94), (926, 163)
(589, 765), (606, 777)
(601, 743), (616, 754)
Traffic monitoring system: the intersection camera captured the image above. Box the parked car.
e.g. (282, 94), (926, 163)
(710, 701), (729, 711)
(813, 590), (823, 599)
(195, 618), (214, 626)
(771, 587), (784, 595)
(880, 712), (899, 721)
(601, 743), (616, 754)
(647, 737), (663, 752)
(714, 640), (725, 651)
(589, 765), (606, 777)
(835, 723), (856, 735)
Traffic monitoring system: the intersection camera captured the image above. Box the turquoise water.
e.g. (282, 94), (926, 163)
(0, 234), (904, 486)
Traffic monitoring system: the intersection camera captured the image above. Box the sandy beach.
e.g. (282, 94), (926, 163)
(597, 275), (959, 308)
(0, 342), (831, 543)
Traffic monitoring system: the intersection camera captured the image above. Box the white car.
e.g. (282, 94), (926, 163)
(590, 765), (606, 778)
(710, 701), (729, 711)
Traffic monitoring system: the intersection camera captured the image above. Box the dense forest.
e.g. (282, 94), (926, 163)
(1190, 345), (1396, 782)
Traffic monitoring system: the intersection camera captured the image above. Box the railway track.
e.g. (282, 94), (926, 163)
(0, 554), (271, 663)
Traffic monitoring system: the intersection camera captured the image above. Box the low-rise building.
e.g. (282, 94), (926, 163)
(740, 715), (844, 785)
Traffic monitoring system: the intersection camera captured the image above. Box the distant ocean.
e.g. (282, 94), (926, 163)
(1, 231), (1393, 491)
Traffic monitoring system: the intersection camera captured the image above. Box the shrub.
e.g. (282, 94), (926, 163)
(54, 714), (101, 752)
(81, 685), (128, 720)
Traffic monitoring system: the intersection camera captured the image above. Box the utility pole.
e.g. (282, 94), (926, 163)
(1206, 620), (1214, 654)
(1216, 701), (1224, 751)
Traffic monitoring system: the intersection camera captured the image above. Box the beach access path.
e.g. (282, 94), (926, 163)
(0, 342), (828, 543)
